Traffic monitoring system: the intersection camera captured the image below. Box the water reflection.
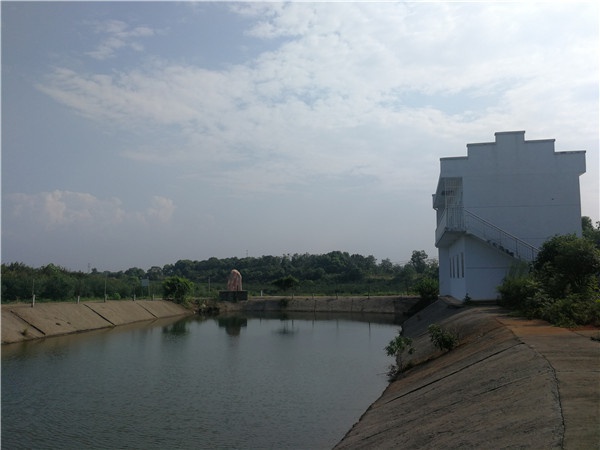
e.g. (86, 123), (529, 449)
(275, 318), (298, 336)
(216, 316), (248, 336)
(162, 319), (189, 336)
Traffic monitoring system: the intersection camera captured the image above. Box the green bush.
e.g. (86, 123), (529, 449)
(385, 330), (415, 378)
(385, 332), (414, 358)
(497, 233), (600, 327)
(534, 234), (600, 299)
(534, 293), (600, 328)
(497, 276), (537, 308)
(415, 277), (439, 301)
(428, 324), (458, 351)
(162, 276), (194, 304)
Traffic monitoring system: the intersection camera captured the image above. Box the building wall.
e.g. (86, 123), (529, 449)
(463, 237), (515, 300)
(462, 131), (585, 247)
(437, 246), (451, 297)
(446, 238), (466, 300)
(435, 131), (586, 301)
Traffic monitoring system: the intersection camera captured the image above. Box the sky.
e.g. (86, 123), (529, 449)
(2, 1), (599, 272)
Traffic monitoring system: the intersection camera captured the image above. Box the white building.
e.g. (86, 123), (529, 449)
(432, 131), (586, 301)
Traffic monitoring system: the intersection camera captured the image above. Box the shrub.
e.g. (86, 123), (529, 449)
(385, 330), (415, 378)
(497, 276), (537, 308)
(162, 276), (194, 304)
(537, 293), (600, 328)
(428, 324), (458, 351)
(385, 332), (414, 358)
(497, 234), (600, 327)
(463, 293), (473, 305)
(415, 277), (439, 301)
(534, 234), (600, 299)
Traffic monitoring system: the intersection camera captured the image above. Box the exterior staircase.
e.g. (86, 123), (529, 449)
(436, 207), (539, 262)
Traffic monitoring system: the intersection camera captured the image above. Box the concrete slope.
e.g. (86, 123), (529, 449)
(498, 316), (600, 449)
(85, 301), (156, 325)
(2, 300), (192, 344)
(2, 307), (47, 342)
(135, 300), (193, 318)
(336, 302), (599, 449)
(5, 302), (114, 342)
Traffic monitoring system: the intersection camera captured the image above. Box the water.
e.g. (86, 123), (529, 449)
(2, 312), (402, 449)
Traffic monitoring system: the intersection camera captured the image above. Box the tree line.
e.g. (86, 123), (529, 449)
(1, 250), (439, 303)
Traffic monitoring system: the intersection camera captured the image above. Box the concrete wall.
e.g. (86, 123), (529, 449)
(221, 295), (421, 316)
(2, 300), (192, 344)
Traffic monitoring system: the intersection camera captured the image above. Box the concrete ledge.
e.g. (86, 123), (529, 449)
(219, 291), (248, 302)
(236, 296), (421, 315)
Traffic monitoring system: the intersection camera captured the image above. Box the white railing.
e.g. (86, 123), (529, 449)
(436, 207), (539, 262)
(435, 207), (465, 243)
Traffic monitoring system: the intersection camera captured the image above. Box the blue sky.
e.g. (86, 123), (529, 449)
(2, 1), (598, 272)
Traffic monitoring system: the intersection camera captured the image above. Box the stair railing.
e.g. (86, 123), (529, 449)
(436, 206), (539, 262)
(463, 209), (539, 262)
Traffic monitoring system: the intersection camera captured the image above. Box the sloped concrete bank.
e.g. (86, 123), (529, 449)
(335, 300), (600, 449)
(2, 300), (193, 344)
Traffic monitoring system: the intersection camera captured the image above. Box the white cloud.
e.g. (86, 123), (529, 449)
(146, 196), (176, 223)
(86, 19), (156, 60)
(4, 191), (175, 231)
(35, 3), (598, 199)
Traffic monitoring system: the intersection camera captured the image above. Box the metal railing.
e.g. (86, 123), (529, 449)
(436, 206), (539, 262)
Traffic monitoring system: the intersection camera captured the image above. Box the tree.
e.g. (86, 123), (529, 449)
(534, 234), (600, 298)
(582, 216), (600, 248)
(499, 233), (600, 327)
(146, 266), (163, 281)
(272, 275), (299, 292)
(162, 276), (194, 304)
(396, 264), (417, 294)
(125, 267), (145, 279)
(410, 250), (428, 274)
(379, 258), (394, 274)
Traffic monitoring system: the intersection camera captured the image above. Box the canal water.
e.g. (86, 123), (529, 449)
(2, 312), (403, 449)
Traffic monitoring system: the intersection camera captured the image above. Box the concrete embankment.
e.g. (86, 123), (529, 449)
(2, 300), (193, 344)
(335, 299), (600, 449)
(218, 295), (423, 315)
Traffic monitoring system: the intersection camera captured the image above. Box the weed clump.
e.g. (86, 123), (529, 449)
(428, 324), (458, 351)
